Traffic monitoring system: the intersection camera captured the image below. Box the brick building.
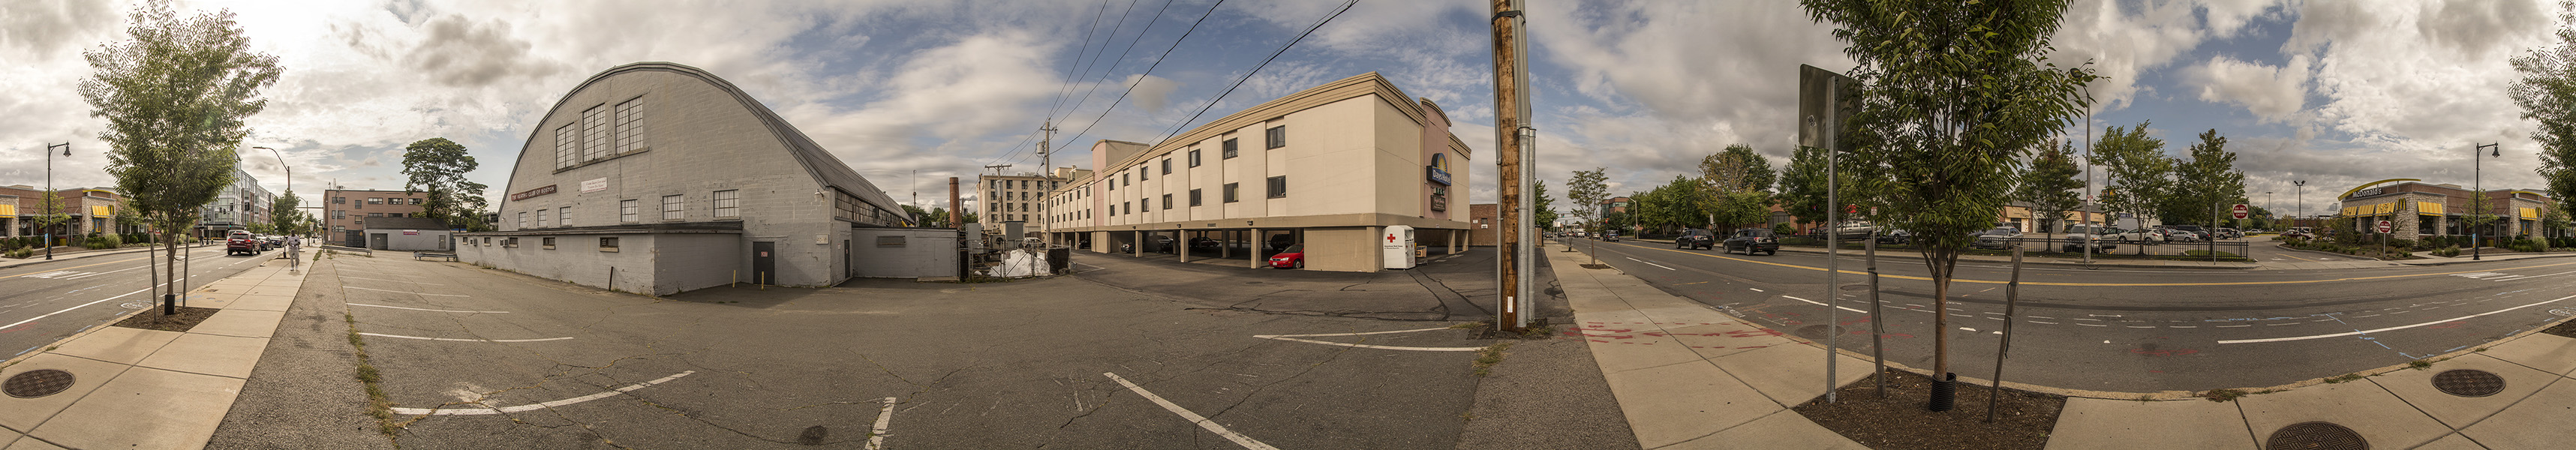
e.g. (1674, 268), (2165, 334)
(1468, 202), (1499, 246)
(2334, 182), (2555, 239)
(323, 189), (430, 247)
(2, 185), (128, 238)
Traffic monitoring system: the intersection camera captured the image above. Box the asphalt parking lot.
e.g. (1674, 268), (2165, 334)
(209, 249), (1538, 449)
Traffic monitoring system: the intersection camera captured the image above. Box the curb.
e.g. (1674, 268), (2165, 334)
(1616, 238), (2259, 270)
(0, 245), (175, 269)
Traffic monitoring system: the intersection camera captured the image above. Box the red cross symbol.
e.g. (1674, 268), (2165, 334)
(1387, 234), (1396, 242)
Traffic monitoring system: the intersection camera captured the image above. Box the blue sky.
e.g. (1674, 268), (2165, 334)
(0, 0), (2563, 220)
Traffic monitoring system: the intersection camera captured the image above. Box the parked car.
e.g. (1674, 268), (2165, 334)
(1876, 229), (1913, 245)
(1675, 229), (1717, 250)
(2212, 228), (2242, 239)
(2280, 229), (2313, 239)
(1267, 244), (1306, 269)
(1601, 230), (1622, 242)
(1721, 228), (1779, 255)
(2170, 224), (2208, 236)
(1267, 234), (1297, 251)
(1971, 226), (2024, 250)
(260, 236), (283, 250)
(2109, 227), (2166, 244)
(1810, 221), (1878, 239)
(1189, 237), (1222, 250)
(2061, 235), (2118, 254)
(2161, 229), (2202, 242)
(225, 231), (259, 256)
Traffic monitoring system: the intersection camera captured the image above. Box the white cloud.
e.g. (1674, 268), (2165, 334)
(1123, 74), (1179, 113)
(2182, 54), (2311, 122)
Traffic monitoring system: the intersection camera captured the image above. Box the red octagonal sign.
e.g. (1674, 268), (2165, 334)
(2230, 203), (2249, 220)
(2376, 220), (2393, 233)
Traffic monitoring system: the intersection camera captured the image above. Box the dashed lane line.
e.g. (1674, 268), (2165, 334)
(1781, 296), (1867, 314)
(868, 397), (897, 450)
(389, 371), (694, 415)
(1104, 372), (1282, 450)
(1625, 257), (1677, 271)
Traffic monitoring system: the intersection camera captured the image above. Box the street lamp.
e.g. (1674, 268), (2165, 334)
(254, 146), (287, 234)
(2475, 143), (2499, 260)
(44, 142), (69, 260)
(2293, 180), (2307, 229)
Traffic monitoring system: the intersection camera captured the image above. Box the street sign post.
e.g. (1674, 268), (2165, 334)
(2376, 220), (2393, 234)
(2230, 204), (2249, 220)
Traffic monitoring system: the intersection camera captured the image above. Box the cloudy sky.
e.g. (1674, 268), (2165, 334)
(0, 0), (2562, 219)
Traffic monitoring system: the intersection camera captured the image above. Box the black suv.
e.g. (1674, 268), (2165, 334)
(1675, 229), (1717, 250)
(1721, 228), (1779, 256)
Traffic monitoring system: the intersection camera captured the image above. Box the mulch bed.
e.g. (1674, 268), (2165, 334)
(111, 306), (221, 333)
(1793, 369), (2064, 450)
(2542, 316), (2576, 339)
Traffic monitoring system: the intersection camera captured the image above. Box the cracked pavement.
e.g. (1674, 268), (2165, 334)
(208, 250), (1507, 448)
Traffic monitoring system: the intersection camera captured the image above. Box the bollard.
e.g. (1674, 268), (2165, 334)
(163, 293), (176, 315)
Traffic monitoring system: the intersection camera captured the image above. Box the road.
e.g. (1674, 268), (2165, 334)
(0, 244), (282, 360)
(1561, 237), (2576, 392)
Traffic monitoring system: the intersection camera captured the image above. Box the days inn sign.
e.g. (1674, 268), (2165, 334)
(1426, 153), (1453, 186)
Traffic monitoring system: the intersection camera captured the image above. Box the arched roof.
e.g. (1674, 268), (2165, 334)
(513, 62), (903, 218)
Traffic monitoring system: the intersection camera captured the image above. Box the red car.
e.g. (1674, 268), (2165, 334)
(1267, 244), (1306, 269)
(225, 232), (260, 256)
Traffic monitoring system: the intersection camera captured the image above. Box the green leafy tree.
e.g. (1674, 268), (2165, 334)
(269, 189), (304, 235)
(1534, 181), (1559, 231)
(82, 0), (279, 310)
(2017, 140), (2084, 236)
(1565, 168), (1610, 231)
(1804, 0), (2095, 389)
(2511, 1), (2576, 218)
(2097, 122), (2172, 245)
(1701, 145), (1777, 230)
(27, 191), (74, 243)
(2156, 130), (2247, 227)
(401, 137), (488, 230)
(1777, 145), (1832, 225)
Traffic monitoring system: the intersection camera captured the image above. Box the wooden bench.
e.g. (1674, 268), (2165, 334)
(412, 251), (458, 261)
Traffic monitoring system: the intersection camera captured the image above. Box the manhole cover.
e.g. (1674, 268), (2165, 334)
(2431, 370), (2505, 398)
(797, 425), (828, 445)
(4, 369), (76, 398)
(1794, 325), (1844, 340)
(2267, 422), (2366, 450)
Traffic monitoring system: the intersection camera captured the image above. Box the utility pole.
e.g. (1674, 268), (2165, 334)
(2475, 143), (2499, 260)
(1039, 121), (1056, 248)
(1490, 0), (1535, 332)
(44, 142), (69, 260)
(2082, 108), (2094, 263)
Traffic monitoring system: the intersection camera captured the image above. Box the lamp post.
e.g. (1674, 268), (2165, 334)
(254, 147), (286, 234)
(2475, 143), (2499, 260)
(2294, 180), (2307, 230)
(44, 142), (70, 260)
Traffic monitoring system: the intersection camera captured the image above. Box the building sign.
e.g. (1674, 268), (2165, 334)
(1431, 192), (1448, 212)
(580, 177), (609, 193)
(1425, 153), (1453, 186)
(509, 184), (558, 201)
(403, 230), (419, 236)
(2352, 187), (2385, 198)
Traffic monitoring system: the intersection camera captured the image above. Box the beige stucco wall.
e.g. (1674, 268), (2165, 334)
(1303, 226), (1381, 272)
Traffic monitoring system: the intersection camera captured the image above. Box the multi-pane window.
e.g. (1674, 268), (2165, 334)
(555, 123), (579, 169)
(1161, 158), (1171, 175)
(714, 190), (741, 218)
(333, 196), (345, 204)
(517, 212), (527, 229)
(537, 208), (550, 227)
(1224, 183), (1240, 202)
(1138, 166), (1147, 181)
(1162, 194), (1172, 209)
(620, 200), (639, 222)
(662, 194), (684, 220)
(582, 104), (609, 160)
(1267, 176), (1287, 198)
(1266, 124), (1286, 148)
(1189, 149), (1201, 167)
(1190, 189), (1203, 206)
(559, 207), (571, 226)
(368, 197), (383, 204)
(615, 97), (644, 154)
(1222, 138), (1239, 158)
(332, 210), (345, 219)
(600, 237), (618, 249)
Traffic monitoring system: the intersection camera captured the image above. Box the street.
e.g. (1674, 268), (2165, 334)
(1562, 237), (2576, 392)
(0, 245), (282, 360)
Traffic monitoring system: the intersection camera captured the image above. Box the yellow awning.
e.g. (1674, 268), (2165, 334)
(90, 206), (113, 218)
(2418, 201), (2444, 215)
(2374, 202), (2394, 214)
(2520, 207), (2540, 220)
(0, 204), (14, 218)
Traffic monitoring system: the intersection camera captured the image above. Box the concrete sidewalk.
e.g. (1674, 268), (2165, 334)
(1549, 243), (2576, 449)
(0, 258), (304, 450)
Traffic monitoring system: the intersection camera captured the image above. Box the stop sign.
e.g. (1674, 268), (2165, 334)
(2376, 220), (2394, 233)
(2230, 204), (2249, 220)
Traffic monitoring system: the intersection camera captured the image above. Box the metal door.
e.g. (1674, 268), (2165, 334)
(345, 230), (363, 247)
(753, 242), (777, 286)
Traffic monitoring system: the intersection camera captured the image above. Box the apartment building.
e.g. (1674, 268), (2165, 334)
(323, 188), (430, 247)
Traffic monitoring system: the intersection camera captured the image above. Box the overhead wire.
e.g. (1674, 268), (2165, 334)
(987, 0), (1120, 176)
(1047, 0), (1216, 156)
(1153, 0), (1358, 145)
(1053, 0), (1174, 140)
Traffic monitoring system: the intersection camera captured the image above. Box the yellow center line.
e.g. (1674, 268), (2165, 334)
(1597, 241), (2576, 286)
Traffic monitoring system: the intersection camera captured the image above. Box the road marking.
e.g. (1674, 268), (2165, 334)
(1251, 327), (1482, 351)
(1781, 296), (1866, 314)
(1599, 241), (2576, 286)
(390, 371), (694, 416)
(0, 282), (173, 331)
(2169, 326), (2196, 328)
(1104, 372), (1281, 450)
(2028, 321), (2058, 325)
(869, 397), (897, 450)
(347, 303), (506, 314)
(1958, 327), (1976, 332)
(1624, 257), (1676, 271)
(343, 286), (469, 297)
(1749, 288), (1765, 292)
(2076, 323), (2106, 327)
(2216, 325), (2251, 328)
(342, 276), (443, 285)
(356, 332), (573, 343)
(2219, 295), (2576, 344)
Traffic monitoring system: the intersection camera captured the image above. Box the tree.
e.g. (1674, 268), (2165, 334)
(82, 0), (281, 314)
(2512, 1), (2576, 218)
(401, 137), (488, 230)
(1804, 0), (2095, 394)
(1534, 180), (1559, 231)
(2097, 122), (2172, 246)
(1701, 145), (1777, 230)
(1777, 145), (1832, 225)
(1565, 168), (1610, 231)
(2157, 130), (2247, 227)
(27, 190), (74, 242)
(271, 189), (305, 235)
(2017, 140), (2085, 236)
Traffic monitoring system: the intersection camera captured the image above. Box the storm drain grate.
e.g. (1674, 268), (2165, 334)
(2432, 369), (2505, 398)
(2267, 422), (2366, 450)
(4, 369), (76, 398)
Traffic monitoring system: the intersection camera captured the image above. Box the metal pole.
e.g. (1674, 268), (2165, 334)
(1867, 229), (1886, 398)
(2477, 144), (2487, 260)
(46, 142), (68, 260)
(1988, 247), (2023, 422)
(1039, 121), (1054, 250)
(2083, 110), (2094, 263)
(1823, 140), (1841, 404)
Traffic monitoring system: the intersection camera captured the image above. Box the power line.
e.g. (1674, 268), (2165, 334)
(1155, 0), (1357, 145)
(1041, 0), (1117, 122)
(1054, 0), (1176, 136)
(1049, 0), (1221, 154)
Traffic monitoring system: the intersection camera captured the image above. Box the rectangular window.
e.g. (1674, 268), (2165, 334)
(1123, 202), (1131, 214)
(333, 196), (345, 204)
(543, 237), (556, 248)
(368, 197), (383, 204)
(368, 212), (383, 218)
(1161, 158), (1171, 175)
(614, 97), (644, 154)
(1267, 176), (1286, 198)
(620, 200), (639, 222)
(1138, 166), (1147, 181)
(1189, 149), (1201, 167)
(1266, 124), (1285, 148)
(537, 208), (549, 227)
(1162, 194), (1173, 209)
(1222, 138), (1239, 158)
(410, 198), (422, 205)
(662, 194), (684, 220)
(555, 123), (579, 169)
(600, 237), (618, 249)
(332, 210), (345, 219)
(582, 104), (609, 160)
(714, 190), (741, 218)
(1190, 189), (1203, 206)
(517, 212), (527, 229)
(1140, 198), (1150, 212)
(332, 225), (344, 232)
(558, 207), (571, 226)
(1224, 183), (1240, 202)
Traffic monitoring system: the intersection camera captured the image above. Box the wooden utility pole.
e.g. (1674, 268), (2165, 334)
(1491, 0), (1534, 332)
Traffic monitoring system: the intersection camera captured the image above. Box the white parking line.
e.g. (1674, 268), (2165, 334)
(389, 371), (693, 416)
(1104, 372), (1281, 450)
(347, 303), (506, 314)
(1624, 257), (1676, 271)
(2218, 295), (2576, 344)
(344, 286), (469, 297)
(1251, 327), (1483, 351)
(357, 332), (573, 343)
(869, 397), (897, 450)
